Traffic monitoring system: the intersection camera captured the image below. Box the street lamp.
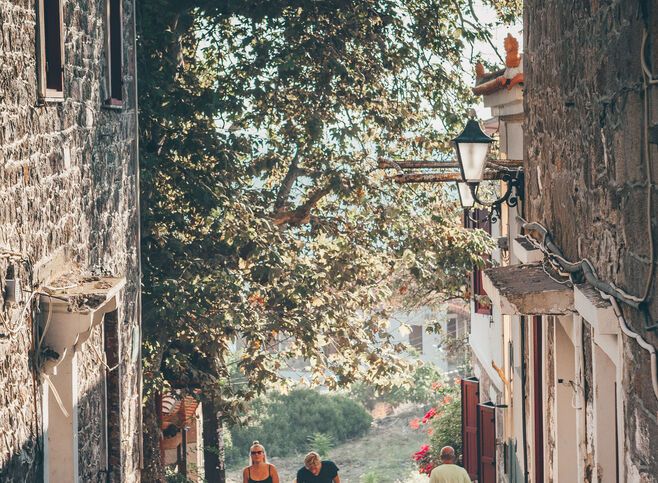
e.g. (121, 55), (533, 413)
(453, 117), (494, 183)
(453, 114), (524, 222)
(456, 182), (475, 209)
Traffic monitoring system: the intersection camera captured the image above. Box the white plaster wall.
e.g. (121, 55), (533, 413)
(554, 318), (578, 483)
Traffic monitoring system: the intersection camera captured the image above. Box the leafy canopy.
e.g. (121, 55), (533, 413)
(138, 0), (513, 418)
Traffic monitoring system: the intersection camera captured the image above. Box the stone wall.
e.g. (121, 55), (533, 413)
(525, 0), (658, 478)
(0, 0), (140, 481)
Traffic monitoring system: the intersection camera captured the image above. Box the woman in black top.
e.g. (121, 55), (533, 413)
(242, 441), (280, 483)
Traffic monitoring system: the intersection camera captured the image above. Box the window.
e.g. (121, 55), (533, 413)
(106, 0), (123, 104)
(472, 268), (492, 315)
(447, 318), (457, 338)
(37, 0), (64, 99)
(409, 325), (423, 353)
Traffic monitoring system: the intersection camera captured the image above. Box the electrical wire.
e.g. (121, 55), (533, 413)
(599, 292), (658, 402)
(517, 216), (644, 309)
(0, 311), (25, 336)
(639, 28), (656, 302)
(90, 340), (120, 373)
(0, 289), (39, 336)
(38, 295), (53, 348)
(513, 216), (658, 403)
(44, 374), (70, 418)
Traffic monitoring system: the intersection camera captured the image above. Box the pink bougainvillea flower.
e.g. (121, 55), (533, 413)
(412, 444), (430, 461)
(427, 427), (434, 436)
(422, 407), (437, 423)
(409, 417), (421, 430)
(443, 394), (453, 404)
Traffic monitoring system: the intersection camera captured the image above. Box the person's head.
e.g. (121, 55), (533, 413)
(249, 441), (267, 465)
(304, 451), (322, 476)
(439, 446), (456, 464)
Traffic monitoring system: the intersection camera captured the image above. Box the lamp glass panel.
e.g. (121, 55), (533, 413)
(457, 182), (475, 208)
(457, 142), (489, 182)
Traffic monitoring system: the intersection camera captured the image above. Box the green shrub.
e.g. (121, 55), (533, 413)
(410, 378), (462, 475)
(428, 395), (462, 457)
(227, 389), (372, 464)
(307, 432), (334, 457)
(165, 466), (195, 483)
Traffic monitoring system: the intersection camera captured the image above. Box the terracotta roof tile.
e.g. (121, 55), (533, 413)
(472, 34), (524, 96)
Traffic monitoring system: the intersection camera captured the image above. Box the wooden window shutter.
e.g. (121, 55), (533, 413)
(478, 402), (496, 483)
(461, 377), (479, 480)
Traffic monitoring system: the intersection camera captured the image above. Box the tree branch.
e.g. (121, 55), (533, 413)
(274, 151), (301, 210)
(272, 184), (334, 226)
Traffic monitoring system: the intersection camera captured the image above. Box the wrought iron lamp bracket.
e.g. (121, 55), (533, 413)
(468, 169), (524, 223)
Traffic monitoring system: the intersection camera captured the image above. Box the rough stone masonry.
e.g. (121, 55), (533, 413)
(525, 0), (658, 479)
(0, 0), (141, 481)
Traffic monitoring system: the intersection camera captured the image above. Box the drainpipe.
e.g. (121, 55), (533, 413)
(573, 316), (587, 482)
(131, 0), (144, 470)
(181, 427), (188, 478)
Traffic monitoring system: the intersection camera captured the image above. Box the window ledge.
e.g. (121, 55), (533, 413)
(482, 263), (573, 315)
(102, 99), (124, 110)
(39, 273), (126, 374)
(38, 95), (65, 105)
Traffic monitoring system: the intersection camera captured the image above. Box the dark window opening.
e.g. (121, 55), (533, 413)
(447, 318), (457, 337)
(107, 0), (123, 104)
(409, 325), (423, 353)
(104, 310), (122, 481)
(40, 0), (64, 97)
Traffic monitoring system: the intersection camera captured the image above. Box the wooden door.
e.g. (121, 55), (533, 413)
(461, 377), (479, 480)
(478, 403), (496, 483)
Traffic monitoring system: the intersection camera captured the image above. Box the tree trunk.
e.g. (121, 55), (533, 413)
(203, 397), (226, 483)
(142, 392), (165, 482)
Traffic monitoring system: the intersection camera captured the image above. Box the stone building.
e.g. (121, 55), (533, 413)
(0, 0), (141, 481)
(522, 2), (658, 480)
(459, 4), (658, 481)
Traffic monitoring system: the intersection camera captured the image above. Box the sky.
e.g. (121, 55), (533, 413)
(471, 2), (524, 118)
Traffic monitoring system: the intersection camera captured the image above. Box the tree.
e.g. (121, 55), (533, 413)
(136, 1), (517, 480)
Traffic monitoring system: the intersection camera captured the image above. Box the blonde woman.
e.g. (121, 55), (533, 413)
(242, 441), (280, 483)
